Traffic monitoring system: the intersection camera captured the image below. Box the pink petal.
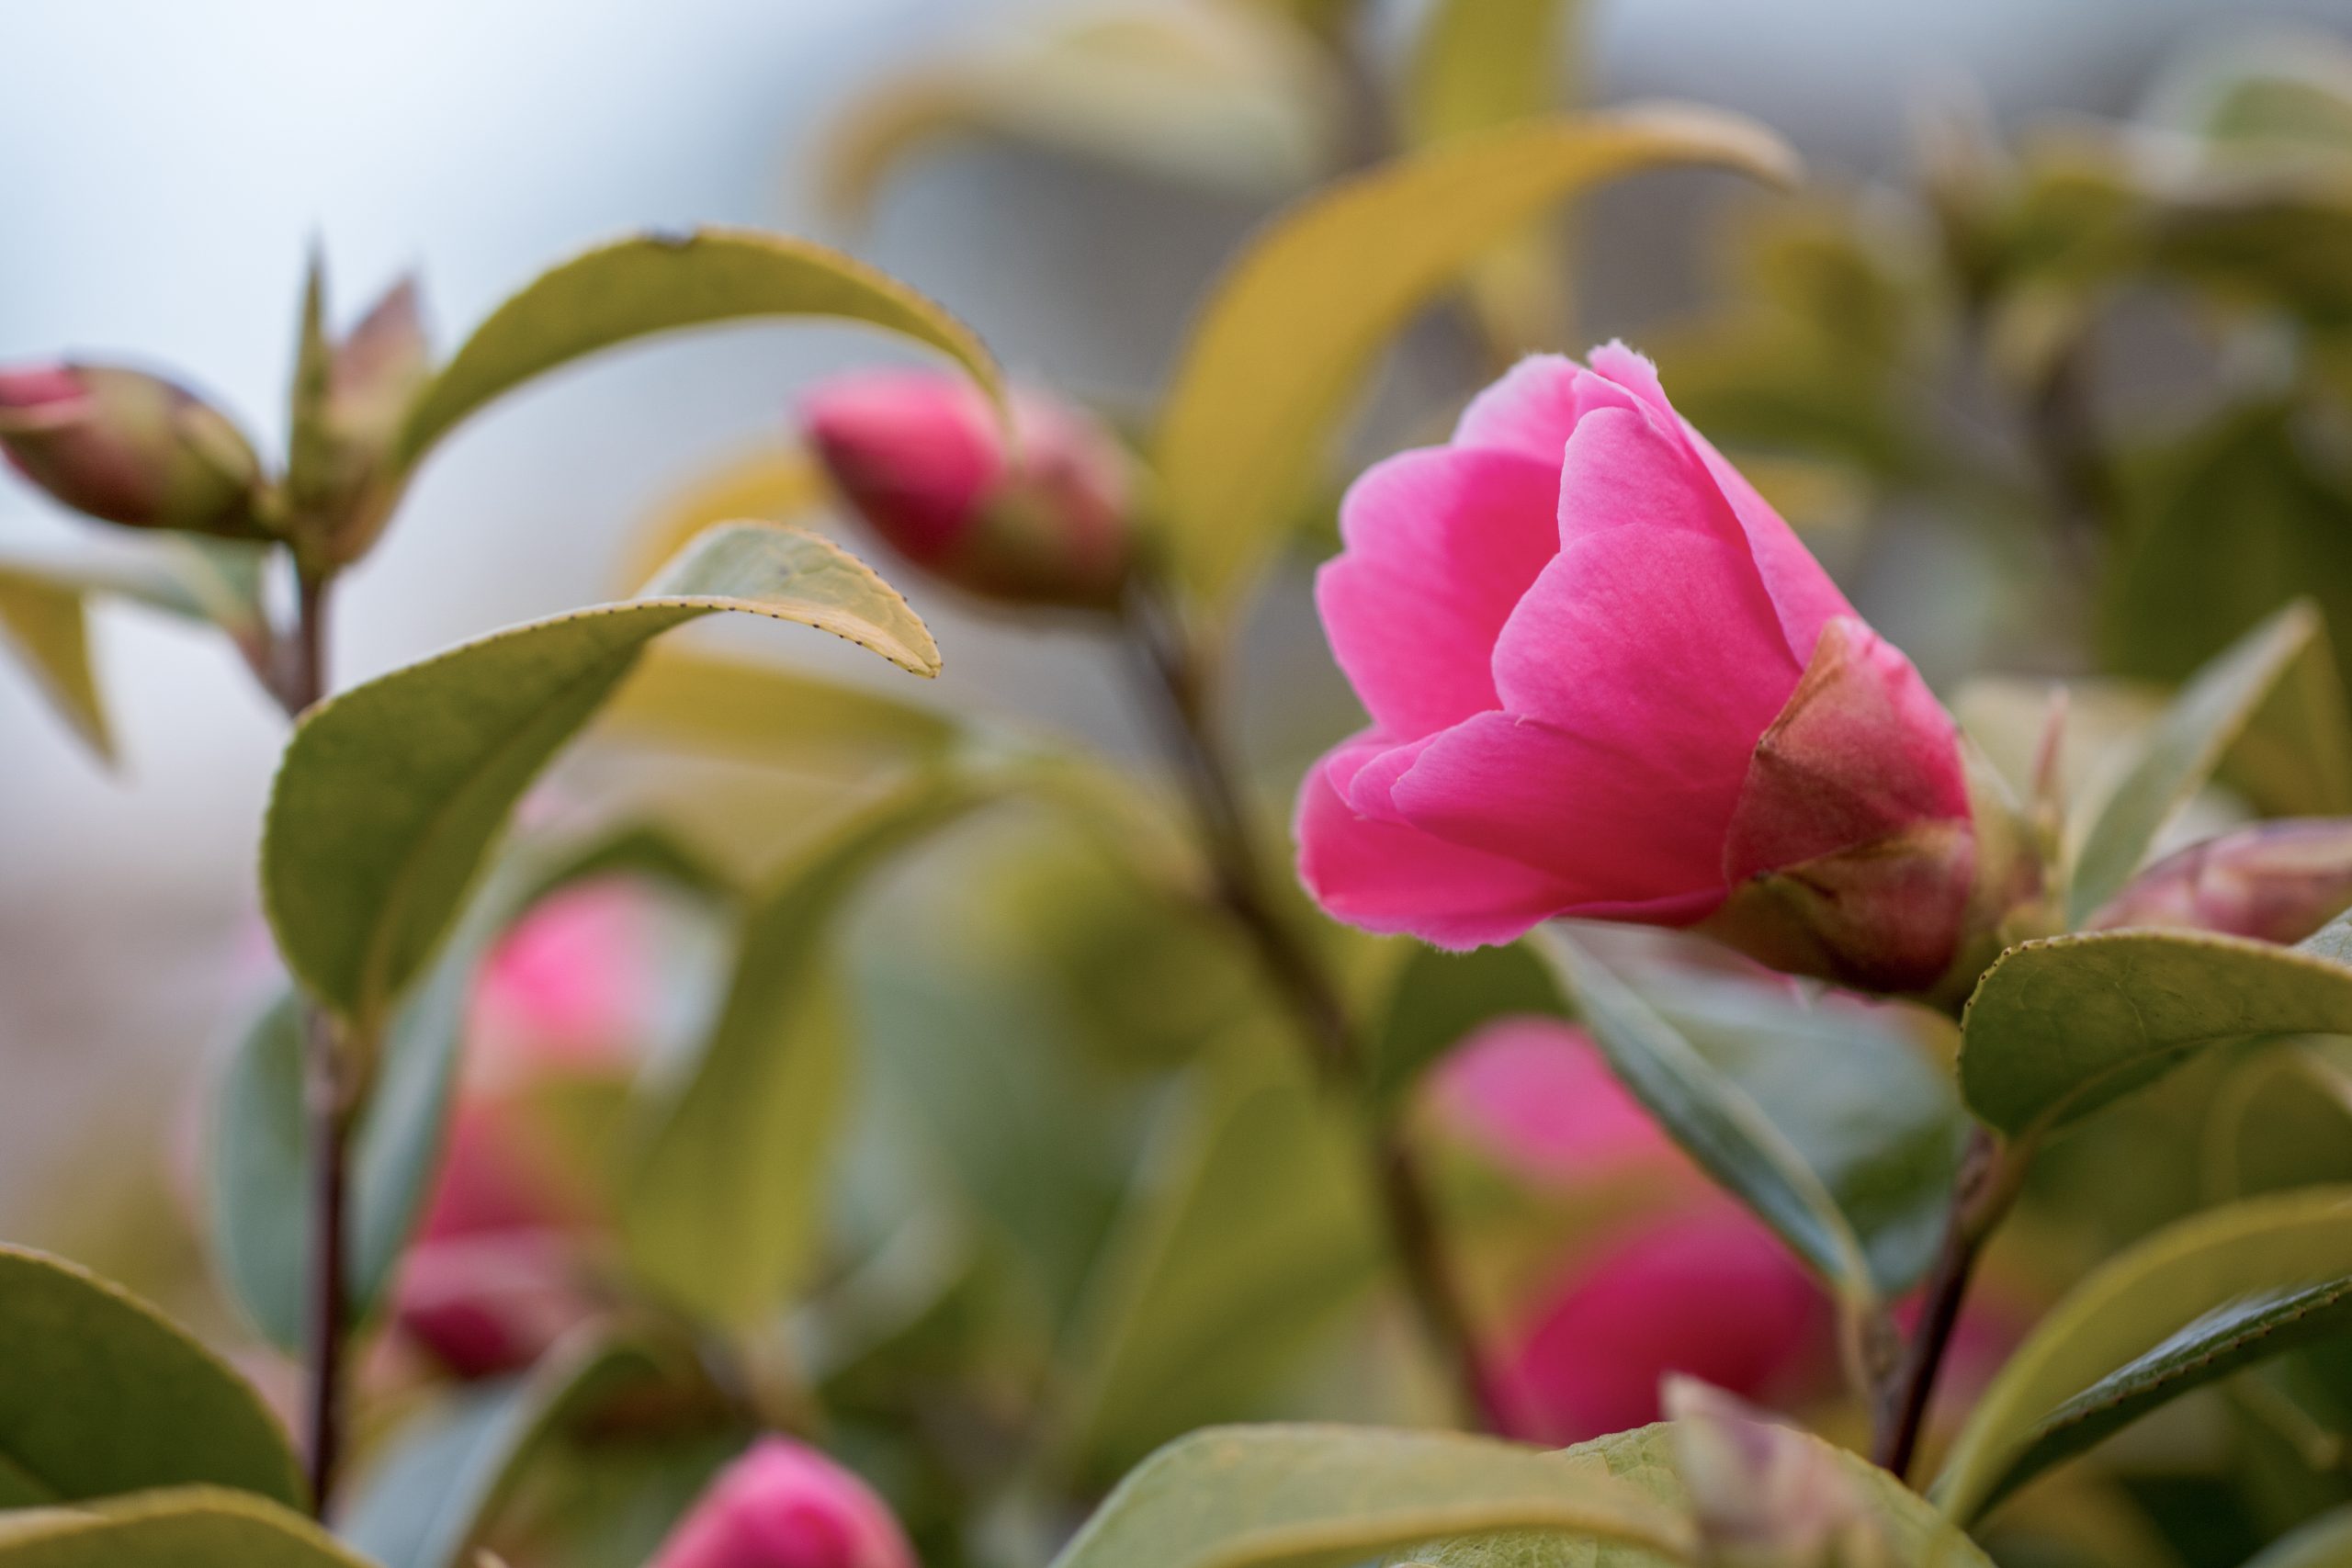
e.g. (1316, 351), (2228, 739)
(1430, 1017), (1679, 1183)
(1295, 734), (1584, 950)
(1452, 353), (1648, 465)
(1317, 446), (1563, 738)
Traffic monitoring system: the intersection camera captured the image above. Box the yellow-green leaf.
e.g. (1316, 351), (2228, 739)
(0, 1489), (367, 1568)
(0, 568), (111, 763)
(1957, 928), (2352, 1136)
(396, 227), (1001, 470)
(0, 1249), (304, 1510)
(1046, 1424), (1695, 1568)
(262, 522), (937, 1040)
(620, 446), (830, 591)
(1152, 107), (1798, 618)
(2244, 1504), (2352, 1568)
(1403, 0), (1572, 146)
(1933, 1187), (2352, 1524)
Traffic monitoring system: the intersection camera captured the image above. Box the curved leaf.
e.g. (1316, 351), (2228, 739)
(0, 568), (110, 762)
(600, 646), (962, 776)
(620, 447), (827, 590)
(2069, 599), (2320, 922)
(1046, 1424), (1694, 1568)
(0, 1248), (303, 1510)
(341, 1331), (727, 1568)
(1957, 928), (2352, 1136)
(1410, 1420), (1990, 1568)
(2245, 1505), (2352, 1568)
(262, 522), (936, 1039)
(1536, 932), (1876, 1310)
(1933, 1186), (2352, 1523)
(1152, 106), (1797, 616)
(397, 227), (1001, 470)
(622, 775), (999, 1325)
(0, 1489), (367, 1568)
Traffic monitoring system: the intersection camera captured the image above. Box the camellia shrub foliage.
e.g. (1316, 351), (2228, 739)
(17, 5), (2352, 1568)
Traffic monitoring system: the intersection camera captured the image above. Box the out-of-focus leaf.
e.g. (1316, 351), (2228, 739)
(2154, 31), (2352, 164)
(1369, 942), (1567, 1111)
(2070, 599), (2322, 923)
(1933, 1186), (2352, 1523)
(822, 4), (1340, 220)
(1154, 107), (1798, 618)
(0, 1489), (368, 1568)
(1641, 970), (1968, 1297)
(1046, 1424), (1693, 1568)
(1409, 1419), (1989, 1567)
(622, 776), (997, 1326)
(599, 646), (962, 777)
(1053, 1032), (1385, 1484)
(1957, 927), (2352, 1136)
(0, 567), (110, 762)
(2243, 1502), (2352, 1568)
(1535, 933), (1877, 1311)
(396, 228), (1001, 472)
(0, 1248), (304, 1509)
(0, 537), (268, 643)
(263, 522), (936, 1042)
(622, 448), (829, 591)
(341, 1331), (725, 1568)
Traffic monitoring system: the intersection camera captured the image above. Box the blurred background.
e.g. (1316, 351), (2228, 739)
(13, 6), (2352, 1559)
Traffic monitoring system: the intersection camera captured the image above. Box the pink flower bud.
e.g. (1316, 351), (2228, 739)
(0, 362), (265, 537)
(1295, 344), (1973, 992)
(802, 370), (1136, 611)
(650, 1438), (917, 1568)
(1487, 1204), (1832, 1445)
(2089, 818), (2352, 944)
(390, 1230), (589, 1380)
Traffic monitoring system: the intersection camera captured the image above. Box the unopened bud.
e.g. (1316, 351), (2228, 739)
(802, 370), (1136, 611)
(650, 1437), (917, 1568)
(390, 1231), (590, 1380)
(2090, 818), (2352, 943)
(0, 363), (266, 537)
(288, 269), (433, 564)
(1664, 1378), (1896, 1568)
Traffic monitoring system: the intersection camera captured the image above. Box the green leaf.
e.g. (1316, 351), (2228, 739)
(0, 1247), (304, 1509)
(1152, 107), (1796, 618)
(397, 227), (1001, 472)
(600, 646), (962, 776)
(1370, 942), (1568, 1111)
(1409, 1421), (1990, 1568)
(1402, 0), (1571, 145)
(2070, 599), (2323, 922)
(341, 1331), (724, 1568)
(1642, 971), (1968, 1296)
(0, 1489), (368, 1568)
(1956, 928), (2352, 1136)
(262, 521), (937, 1041)
(1933, 1185), (2352, 1523)
(1052, 1032), (1385, 1484)
(2243, 1504), (2352, 1568)
(0, 567), (111, 762)
(1046, 1424), (1695, 1568)
(622, 776), (996, 1326)
(1534, 933), (1876, 1309)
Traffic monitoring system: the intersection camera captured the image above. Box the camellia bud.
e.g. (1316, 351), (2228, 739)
(2090, 818), (2352, 943)
(0, 362), (266, 537)
(801, 369), (1136, 611)
(288, 270), (433, 564)
(650, 1437), (918, 1568)
(1663, 1378), (1896, 1568)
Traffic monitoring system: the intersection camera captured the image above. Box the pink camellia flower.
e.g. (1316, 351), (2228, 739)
(1489, 1202), (1832, 1445)
(1296, 344), (1974, 992)
(1428, 1015), (1679, 1185)
(2090, 818), (2352, 944)
(0, 362), (265, 537)
(650, 1437), (918, 1568)
(802, 369), (1136, 611)
(465, 879), (658, 1087)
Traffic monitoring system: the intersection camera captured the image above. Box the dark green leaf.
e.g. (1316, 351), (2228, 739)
(1957, 928), (2352, 1136)
(2243, 1503), (2352, 1568)
(1046, 1424), (1693, 1568)
(1934, 1186), (2352, 1523)
(263, 522), (936, 1041)
(0, 1248), (303, 1510)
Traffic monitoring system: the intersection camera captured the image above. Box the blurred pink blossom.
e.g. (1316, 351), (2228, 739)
(650, 1437), (918, 1568)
